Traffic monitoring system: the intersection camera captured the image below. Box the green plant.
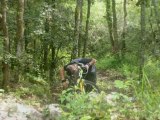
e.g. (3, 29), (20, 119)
(114, 80), (131, 90)
(132, 59), (160, 119)
(97, 55), (121, 70)
(143, 59), (160, 86)
(0, 89), (5, 93)
(59, 91), (110, 120)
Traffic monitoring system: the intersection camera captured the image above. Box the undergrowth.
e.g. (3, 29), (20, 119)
(96, 54), (160, 119)
(59, 91), (111, 120)
(9, 73), (52, 105)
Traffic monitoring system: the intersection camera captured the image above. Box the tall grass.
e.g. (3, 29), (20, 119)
(97, 54), (160, 119)
(134, 59), (160, 119)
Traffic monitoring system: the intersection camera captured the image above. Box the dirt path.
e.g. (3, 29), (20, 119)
(0, 70), (136, 120)
(97, 70), (125, 93)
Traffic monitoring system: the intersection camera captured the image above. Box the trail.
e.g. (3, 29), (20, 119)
(0, 94), (61, 120)
(97, 70), (137, 120)
(0, 70), (136, 120)
(97, 70), (125, 93)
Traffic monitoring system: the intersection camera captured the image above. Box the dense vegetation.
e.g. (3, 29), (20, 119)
(0, 0), (160, 119)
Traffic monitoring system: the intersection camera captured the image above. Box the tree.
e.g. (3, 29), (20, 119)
(152, 0), (160, 56)
(106, 0), (119, 55)
(78, 0), (83, 57)
(106, 0), (114, 53)
(1, 0), (10, 89)
(14, 0), (25, 83)
(16, 0), (25, 57)
(43, 4), (50, 72)
(121, 0), (127, 58)
(152, 0), (160, 33)
(71, 0), (82, 59)
(83, 0), (91, 57)
(139, 0), (146, 80)
(112, 0), (119, 55)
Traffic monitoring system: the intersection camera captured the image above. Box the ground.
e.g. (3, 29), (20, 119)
(0, 69), (138, 120)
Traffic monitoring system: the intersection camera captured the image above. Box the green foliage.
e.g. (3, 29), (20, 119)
(135, 75), (160, 120)
(59, 91), (110, 120)
(125, 59), (160, 119)
(26, 73), (48, 85)
(13, 74), (52, 104)
(96, 53), (160, 119)
(144, 59), (160, 84)
(96, 55), (121, 70)
(114, 80), (131, 90)
(1, 0), (160, 119)
(0, 89), (5, 93)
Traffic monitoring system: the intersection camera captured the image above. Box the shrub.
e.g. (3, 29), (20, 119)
(59, 91), (110, 120)
(96, 55), (121, 70)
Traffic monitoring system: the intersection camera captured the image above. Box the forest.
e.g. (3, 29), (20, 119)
(0, 0), (160, 119)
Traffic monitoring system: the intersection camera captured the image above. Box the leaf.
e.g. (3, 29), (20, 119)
(0, 89), (4, 93)
(80, 116), (92, 120)
(114, 80), (125, 89)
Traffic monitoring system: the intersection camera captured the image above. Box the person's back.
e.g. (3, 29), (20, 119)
(60, 58), (97, 89)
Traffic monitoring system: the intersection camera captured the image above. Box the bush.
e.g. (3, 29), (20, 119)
(144, 59), (160, 85)
(13, 74), (52, 104)
(96, 55), (121, 70)
(59, 90), (110, 120)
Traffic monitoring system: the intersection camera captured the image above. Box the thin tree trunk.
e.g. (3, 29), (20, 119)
(139, 0), (146, 81)
(106, 0), (114, 52)
(112, 0), (119, 55)
(121, 0), (127, 58)
(152, 0), (160, 56)
(16, 0), (25, 57)
(71, 0), (81, 59)
(24, 0), (29, 52)
(43, 6), (50, 71)
(149, 4), (156, 56)
(15, 0), (24, 83)
(0, 10), (2, 31)
(152, 0), (160, 33)
(49, 44), (56, 81)
(49, 0), (56, 81)
(43, 0), (53, 73)
(83, 0), (91, 58)
(78, 0), (83, 57)
(1, 0), (10, 90)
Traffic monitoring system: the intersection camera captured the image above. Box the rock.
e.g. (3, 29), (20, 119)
(43, 104), (62, 120)
(0, 96), (43, 120)
(104, 92), (119, 106)
(16, 103), (43, 120)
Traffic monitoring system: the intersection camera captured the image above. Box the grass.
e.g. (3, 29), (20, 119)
(96, 54), (160, 119)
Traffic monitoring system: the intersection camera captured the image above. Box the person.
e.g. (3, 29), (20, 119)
(60, 58), (97, 89)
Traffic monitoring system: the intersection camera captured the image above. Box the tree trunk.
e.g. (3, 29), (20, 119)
(149, 4), (156, 57)
(78, 0), (83, 57)
(139, 0), (146, 81)
(24, 0), (30, 52)
(0, 2), (2, 32)
(15, 0), (24, 83)
(112, 0), (119, 55)
(16, 0), (25, 57)
(106, 0), (114, 53)
(43, 41), (48, 71)
(49, 44), (56, 81)
(43, 5), (50, 72)
(121, 0), (127, 58)
(71, 0), (81, 59)
(152, 0), (160, 33)
(152, 0), (160, 58)
(83, 0), (91, 58)
(49, 0), (56, 82)
(1, 0), (10, 90)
